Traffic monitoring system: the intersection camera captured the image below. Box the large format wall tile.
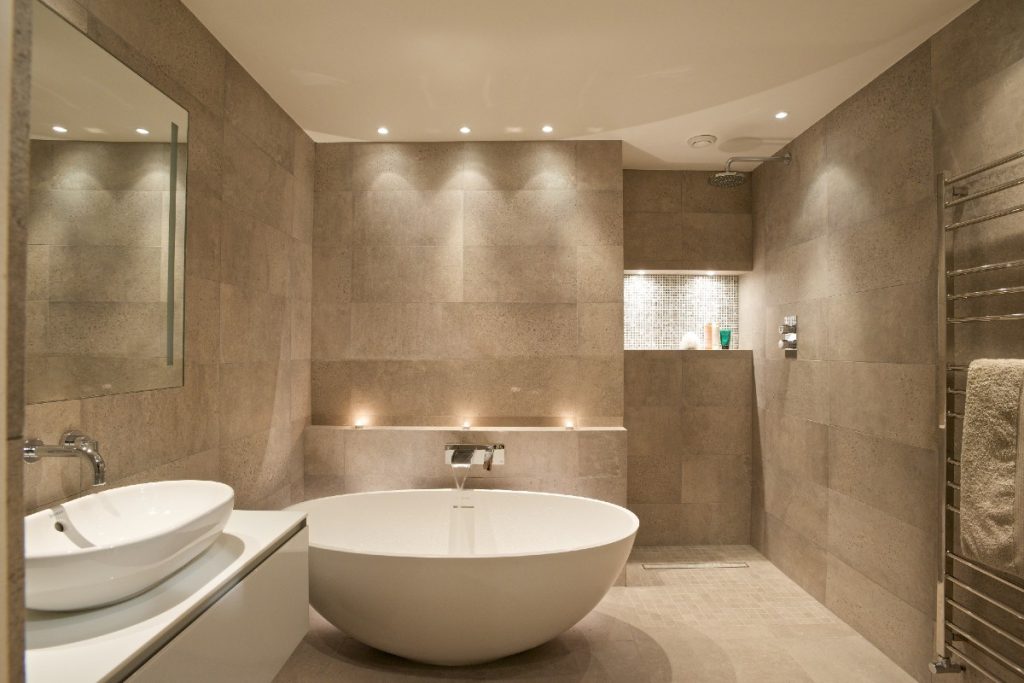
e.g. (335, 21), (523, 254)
(312, 142), (623, 426)
(623, 169), (753, 271)
(828, 362), (935, 450)
(625, 350), (752, 543)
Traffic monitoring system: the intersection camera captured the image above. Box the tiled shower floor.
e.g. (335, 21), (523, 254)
(275, 546), (913, 682)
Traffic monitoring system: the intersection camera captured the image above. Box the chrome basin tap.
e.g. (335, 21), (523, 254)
(23, 431), (106, 486)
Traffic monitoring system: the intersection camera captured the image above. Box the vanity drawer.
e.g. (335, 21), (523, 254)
(129, 528), (309, 683)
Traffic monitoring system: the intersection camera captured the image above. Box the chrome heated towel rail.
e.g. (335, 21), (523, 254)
(934, 147), (1024, 682)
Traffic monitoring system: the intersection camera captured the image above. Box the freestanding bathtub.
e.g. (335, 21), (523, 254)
(289, 489), (638, 665)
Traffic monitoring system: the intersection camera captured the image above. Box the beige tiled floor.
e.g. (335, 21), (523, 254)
(276, 546), (914, 682)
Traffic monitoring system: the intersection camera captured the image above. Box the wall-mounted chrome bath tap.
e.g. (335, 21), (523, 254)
(445, 443), (505, 471)
(23, 431), (107, 486)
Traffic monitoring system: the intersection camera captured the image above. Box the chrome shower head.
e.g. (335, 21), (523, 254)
(708, 152), (792, 188)
(708, 170), (747, 188)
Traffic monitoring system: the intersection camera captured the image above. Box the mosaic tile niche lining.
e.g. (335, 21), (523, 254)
(624, 274), (740, 350)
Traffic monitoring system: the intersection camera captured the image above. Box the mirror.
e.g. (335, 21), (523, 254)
(25, 1), (188, 403)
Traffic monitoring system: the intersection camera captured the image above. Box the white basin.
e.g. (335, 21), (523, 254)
(25, 480), (234, 611)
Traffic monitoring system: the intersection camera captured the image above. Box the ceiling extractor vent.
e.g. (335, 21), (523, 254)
(687, 134), (718, 149)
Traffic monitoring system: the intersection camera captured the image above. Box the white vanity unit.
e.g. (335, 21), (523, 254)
(26, 511), (308, 683)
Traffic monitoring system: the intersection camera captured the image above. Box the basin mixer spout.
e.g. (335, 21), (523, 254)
(23, 431), (106, 486)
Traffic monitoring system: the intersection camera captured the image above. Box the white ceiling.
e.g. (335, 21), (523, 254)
(30, 1), (187, 143)
(182, 0), (976, 170)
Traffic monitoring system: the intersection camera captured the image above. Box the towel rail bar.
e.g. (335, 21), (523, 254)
(948, 553), (1024, 596)
(948, 285), (1024, 300)
(935, 151), (1024, 679)
(948, 313), (1024, 323)
(948, 259), (1024, 278)
(948, 644), (1009, 683)
(945, 622), (1024, 678)
(947, 599), (1024, 650)
(946, 148), (1024, 184)
(944, 203), (1024, 231)
(946, 175), (1024, 207)
(947, 576), (1024, 623)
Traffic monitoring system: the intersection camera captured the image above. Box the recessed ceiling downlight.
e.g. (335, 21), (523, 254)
(541, 125), (554, 134)
(135, 128), (150, 135)
(377, 126), (389, 135)
(687, 134), (717, 149)
(52, 125), (68, 134)
(774, 111), (789, 119)
(459, 126), (471, 135)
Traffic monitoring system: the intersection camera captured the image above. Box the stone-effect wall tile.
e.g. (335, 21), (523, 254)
(826, 490), (935, 615)
(579, 303), (623, 357)
(222, 128), (294, 231)
(826, 281), (936, 364)
(578, 245), (624, 303)
(623, 212), (681, 269)
(311, 361), (351, 425)
(828, 362), (935, 450)
(764, 236), (830, 305)
(351, 244), (462, 303)
(826, 200), (936, 296)
(352, 143), (462, 192)
(930, 0), (1024, 97)
(348, 303), (444, 360)
(824, 555), (935, 682)
(463, 247), (577, 303)
(575, 141), (622, 191)
(574, 191), (623, 246)
(353, 190), (462, 246)
(681, 171), (752, 214)
(312, 141), (623, 426)
(463, 190), (577, 247)
(443, 304), (578, 358)
(223, 57), (295, 171)
(827, 426), (936, 534)
(761, 514), (828, 602)
(678, 213), (752, 271)
(625, 350), (752, 543)
(84, 0), (227, 112)
(623, 171), (680, 213)
(462, 142), (575, 191)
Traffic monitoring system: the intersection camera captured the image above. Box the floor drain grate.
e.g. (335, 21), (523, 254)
(641, 561), (749, 570)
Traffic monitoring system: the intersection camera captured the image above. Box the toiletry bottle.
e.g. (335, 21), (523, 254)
(712, 321), (720, 350)
(704, 322), (713, 350)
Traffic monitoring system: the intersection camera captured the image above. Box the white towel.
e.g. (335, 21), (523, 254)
(961, 358), (1024, 578)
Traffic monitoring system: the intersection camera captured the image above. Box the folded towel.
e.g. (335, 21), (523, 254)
(961, 359), (1024, 577)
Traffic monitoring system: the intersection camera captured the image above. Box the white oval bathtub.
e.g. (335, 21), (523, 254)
(289, 489), (638, 665)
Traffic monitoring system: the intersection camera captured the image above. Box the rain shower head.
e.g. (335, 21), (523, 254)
(708, 152), (792, 187)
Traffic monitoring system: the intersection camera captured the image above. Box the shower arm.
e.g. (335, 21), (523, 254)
(723, 152), (792, 172)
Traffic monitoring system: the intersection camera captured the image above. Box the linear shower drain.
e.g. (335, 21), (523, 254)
(641, 561), (749, 570)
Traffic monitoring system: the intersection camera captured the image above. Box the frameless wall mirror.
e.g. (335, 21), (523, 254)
(25, 0), (189, 403)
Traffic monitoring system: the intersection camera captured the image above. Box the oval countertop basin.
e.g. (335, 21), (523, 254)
(25, 480), (234, 611)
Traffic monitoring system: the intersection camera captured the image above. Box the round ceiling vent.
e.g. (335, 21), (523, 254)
(687, 134), (718, 148)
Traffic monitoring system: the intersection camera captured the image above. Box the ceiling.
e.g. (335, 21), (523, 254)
(30, 1), (187, 143)
(182, 0), (976, 170)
